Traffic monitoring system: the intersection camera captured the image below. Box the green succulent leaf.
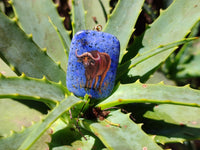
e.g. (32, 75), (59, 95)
(83, 0), (109, 30)
(103, 0), (144, 62)
(0, 49), (50, 148)
(0, 99), (47, 138)
(98, 0), (110, 21)
(98, 81), (200, 110)
(11, 0), (70, 70)
(0, 121), (51, 150)
(0, 11), (66, 85)
(117, 37), (197, 80)
(127, 0), (200, 77)
(176, 37), (200, 78)
(80, 110), (162, 149)
(161, 21), (200, 80)
(1, 0), (200, 149)
(50, 119), (105, 150)
(72, 0), (86, 35)
(144, 104), (200, 144)
(0, 58), (17, 77)
(0, 96), (84, 150)
(0, 1), (4, 12)
(19, 96), (83, 150)
(175, 21), (200, 63)
(0, 74), (69, 107)
(146, 71), (175, 85)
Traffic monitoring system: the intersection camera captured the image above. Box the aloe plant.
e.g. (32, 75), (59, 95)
(0, 0), (200, 149)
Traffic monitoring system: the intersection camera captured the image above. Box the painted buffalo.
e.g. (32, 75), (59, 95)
(75, 49), (111, 92)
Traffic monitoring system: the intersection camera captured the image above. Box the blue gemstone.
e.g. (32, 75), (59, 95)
(66, 30), (120, 99)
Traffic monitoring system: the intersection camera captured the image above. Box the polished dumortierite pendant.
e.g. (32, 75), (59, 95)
(67, 30), (120, 99)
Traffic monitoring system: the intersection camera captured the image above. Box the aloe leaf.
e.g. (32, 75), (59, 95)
(0, 58), (47, 138)
(0, 122), (52, 150)
(0, 58), (17, 77)
(50, 119), (105, 150)
(16, 96), (83, 150)
(175, 21), (200, 63)
(72, 0), (86, 35)
(0, 97), (83, 150)
(0, 99), (47, 138)
(0, 74), (69, 106)
(97, 81), (200, 110)
(48, 17), (69, 59)
(117, 38), (196, 80)
(161, 21), (200, 80)
(80, 110), (162, 149)
(98, 0), (110, 21)
(0, 1), (4, 12)
(146, 71), (175, 85)
(145, 104), (200, 128)
(83, 0), (109, 30)
(0, 48), (50, 143)
(11, 0), (70, 70)
(51, 135), (104, 150)
(103, 0), (144, 62)
(144, 104), (200, 144)
(0, 11), (66, 85)
(0, 83), (50, 150)
(127, 0), (200, 77)
(128, 38), (197, 74)
(176, 37), (200, 78)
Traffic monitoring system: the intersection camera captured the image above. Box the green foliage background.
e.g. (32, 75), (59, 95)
(0, 0), (200, 149)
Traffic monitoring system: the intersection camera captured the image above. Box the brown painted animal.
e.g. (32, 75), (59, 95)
(75, 49), (111, 92)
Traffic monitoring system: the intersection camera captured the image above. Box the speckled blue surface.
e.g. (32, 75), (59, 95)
(66, 30), (120, 99)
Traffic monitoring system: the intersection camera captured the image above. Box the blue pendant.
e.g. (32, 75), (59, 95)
(67, 30), (120, 99)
